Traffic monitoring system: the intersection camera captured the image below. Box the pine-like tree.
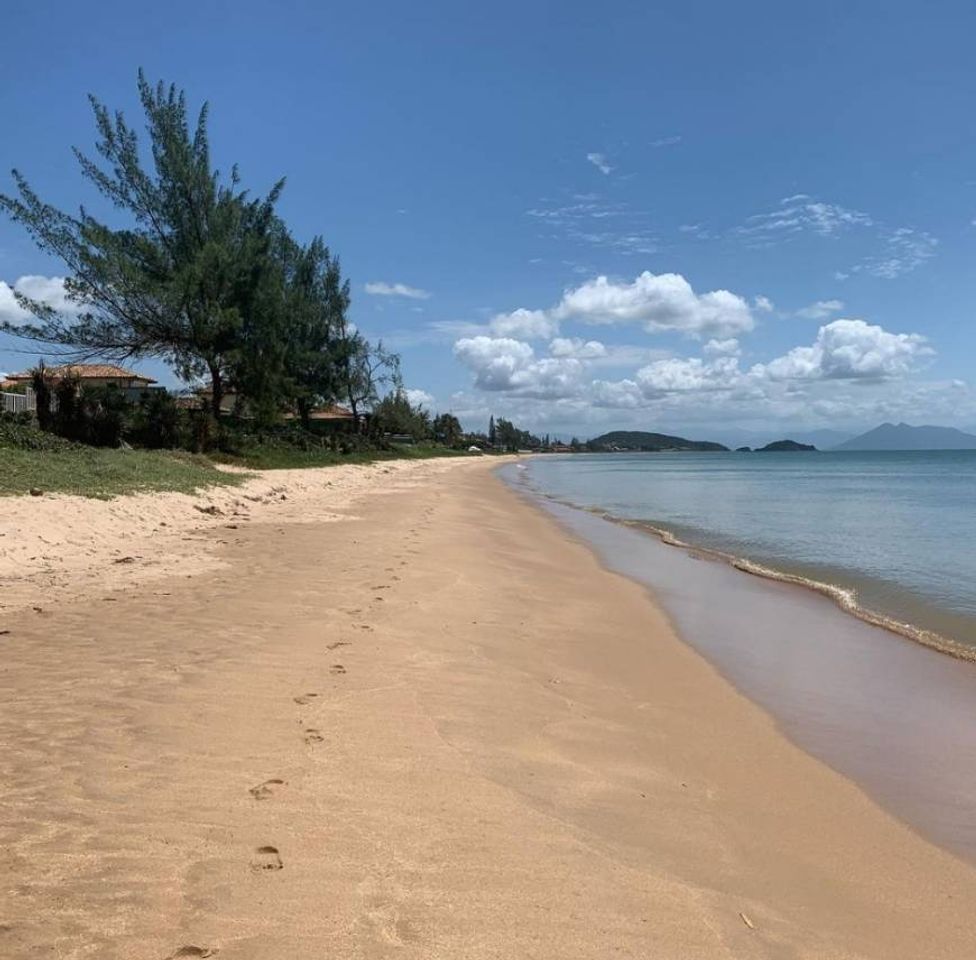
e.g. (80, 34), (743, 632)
(0, 71), (284, 419)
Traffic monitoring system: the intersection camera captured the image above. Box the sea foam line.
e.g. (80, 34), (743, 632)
(611, 513), (976, 664)
(518, 477), (976, 664)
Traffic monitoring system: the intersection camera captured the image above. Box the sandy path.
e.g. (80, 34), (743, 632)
(1, 461), (975, 958)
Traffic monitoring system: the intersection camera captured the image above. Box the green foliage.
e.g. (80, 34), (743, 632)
(0, 446), (244, 498)
(0, 412), (76, 451)
(371, 388), (432, 441)
(493, 417), (542, 452)
(0, 71), (285, 418)
(432, 412), (463, 447)
(128, 389), (180, 448)
(30, 365), (54, 431)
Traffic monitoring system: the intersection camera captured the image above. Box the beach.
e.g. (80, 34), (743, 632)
(2, 457), (976, 959)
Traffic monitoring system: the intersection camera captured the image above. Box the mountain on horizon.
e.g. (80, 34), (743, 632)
(832, 422), (976, 451)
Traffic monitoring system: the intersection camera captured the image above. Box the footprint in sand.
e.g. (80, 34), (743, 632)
(331, 664), (347, 675)
(326, 640), (350, 650)
(304, 728), (324, 744)
(248, 778), (285, 800)
(250, 846), (283, 872)
(293, 693), (319, 705)
(168, 947), (218, 959)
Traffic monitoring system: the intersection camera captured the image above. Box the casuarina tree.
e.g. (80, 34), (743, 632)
(0, 70), (284, 419)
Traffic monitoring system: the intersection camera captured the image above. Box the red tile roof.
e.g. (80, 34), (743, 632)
(6, 364), (156, 384)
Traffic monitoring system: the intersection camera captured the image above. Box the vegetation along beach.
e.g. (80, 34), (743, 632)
(3, 4), (976, 958)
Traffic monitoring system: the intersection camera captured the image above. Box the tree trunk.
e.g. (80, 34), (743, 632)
(208, 363), (224, 421)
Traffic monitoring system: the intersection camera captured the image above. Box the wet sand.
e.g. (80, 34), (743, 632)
(2, 461), (976, 958)
(528, 488), (976, 864)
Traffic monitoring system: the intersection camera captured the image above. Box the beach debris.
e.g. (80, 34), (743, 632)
(293, 692), (319, 705)
(739, 912), (755, 930)
(28, 487), (43, 496)
(167, 946), (219, 958)
(113, 556), (137, 564)
(194, 504), (222, 516)
(0, 629), (10, 636)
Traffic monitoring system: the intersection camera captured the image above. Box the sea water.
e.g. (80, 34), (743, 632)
(521, 450), (976, 654)
(502, 452), (976, 862)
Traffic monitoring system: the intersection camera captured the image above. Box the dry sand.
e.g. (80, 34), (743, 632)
(1, 457), (975, 959)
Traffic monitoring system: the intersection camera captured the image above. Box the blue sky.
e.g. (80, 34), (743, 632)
(2, 0), (976, 442)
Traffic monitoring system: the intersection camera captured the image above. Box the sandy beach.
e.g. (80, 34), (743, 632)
(2, 457), (976, 959)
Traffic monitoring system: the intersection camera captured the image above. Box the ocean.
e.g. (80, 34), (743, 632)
(519, 450), (976, 656)
(502, 451), (976, 861)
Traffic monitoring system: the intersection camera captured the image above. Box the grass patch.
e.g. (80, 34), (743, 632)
(0, 447), (246, 499)
(215, 442), (476, 470)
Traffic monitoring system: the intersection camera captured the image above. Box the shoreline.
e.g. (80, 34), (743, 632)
(2, 460), (976, 957)
(514, 475), (976, 867)
(516, 478), (976, 664)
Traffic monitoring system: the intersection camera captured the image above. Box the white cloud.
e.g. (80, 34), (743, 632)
(754, 319), (931, 381)
(0, 276), (79, 326)
(549, 337), (607, 359)
(552, 271), (755, 339)
(586, 152), (612, 175)
(845, 228), (938, 279)
(753, 295), (775, 313)
(795, 299), (844, 320)
(364, 281), (430, 300)
(405, 388), (435, 408)
(453, 336), (584, 398)
(527, 194), (656, 255)
(737, 194), (873, 241)
(489, 308), (558, 340)
(635, 355), (744, 395)
(703, 337), (741, 357)
(651, 135), (682, 148)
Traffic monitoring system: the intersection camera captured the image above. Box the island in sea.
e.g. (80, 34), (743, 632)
(755, 439), (818, 452)
(586, 431), (728, 452)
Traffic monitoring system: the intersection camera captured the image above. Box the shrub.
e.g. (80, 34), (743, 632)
(129, 390), (180, 449)
(0, 413), (76, 451)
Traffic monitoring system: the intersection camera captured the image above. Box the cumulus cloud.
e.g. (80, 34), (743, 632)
(703, 337), (741, 357)
(635, 355), (744, 395)
(754, 319), (931, 381)
(0, 276), (79, 326)
(453, 336), (584, 398)
(364, 281), (430, 300)
(549, 337), (607, 359)
(405, 388), (435, 408)
(753, 295), (775, 313)
(586, 152), (613, 175)
(796, 299), (844, 320)
(489, 308), (558, 340)
(552, 271), (755, 339)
